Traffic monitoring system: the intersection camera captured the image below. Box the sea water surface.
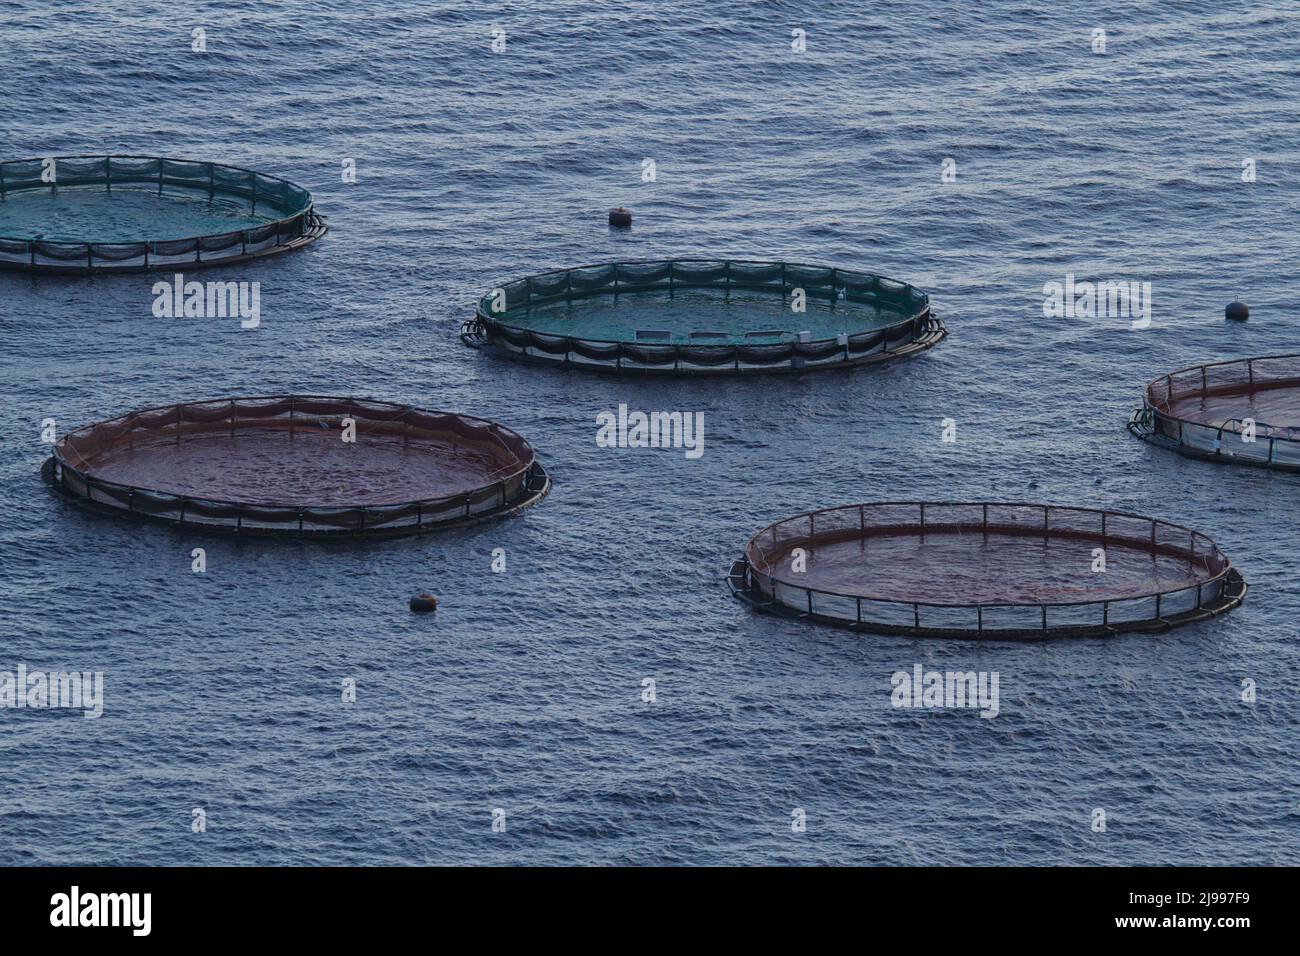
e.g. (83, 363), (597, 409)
(1, 0), (1298, 865)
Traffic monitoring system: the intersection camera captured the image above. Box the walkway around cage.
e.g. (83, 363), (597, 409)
(729, 502), (1246, 639)
(0, 155), (326, 274)
(44, 396), (550, 539)
(1128, 354), (1300, 472)
(461, 259), (945, 375)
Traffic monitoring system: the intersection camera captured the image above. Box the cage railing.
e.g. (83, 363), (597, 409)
(745, 571), (1233, 635)
(51, 458), (545, 534)
(477, 258), (928, 323)
(1146, 354), (1300, 409)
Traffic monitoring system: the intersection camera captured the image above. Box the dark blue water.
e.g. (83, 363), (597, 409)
(2, 0), (1298, 865)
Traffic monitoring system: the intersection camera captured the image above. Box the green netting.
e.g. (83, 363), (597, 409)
(728, 262), (783, 285)
(0, 155), (312, 221)
(0, 159), (44, 191)
(47, 157), (106, 187)
(213, 164), (256, 193)
(478, 259), (929, 344)
(784, 264), (834, 289)
(107, 157), (159, 183)
(671, 261), (728, 283)
(616, 261), (673, 284)
(569, 264), (617, 291)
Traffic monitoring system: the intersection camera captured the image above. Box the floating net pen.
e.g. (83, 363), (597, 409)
(44, 396), (550, 538)
(1129, 354), (1300, 471)
(728, 502), (1245, 639)
(0, 155), (326, 273)
(461, 259), (945, 375)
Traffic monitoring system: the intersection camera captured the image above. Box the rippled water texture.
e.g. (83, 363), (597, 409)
(505, 288), (908, 342)
(1167, 383), (1300, 430)
(0, 186), (274, 242)
(771, 533), (1208, 604)
(83, 429), (506, 506)
(1, 1), (1298, 865)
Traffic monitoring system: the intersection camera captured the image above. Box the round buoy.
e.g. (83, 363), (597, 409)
(608, 207), (632, 229)
(1225, 301), (1249, 322)
(409, 593), (438, 613)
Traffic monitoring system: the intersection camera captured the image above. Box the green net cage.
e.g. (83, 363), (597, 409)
(0, 155), (326, 273)
(461, 259), (945, 375)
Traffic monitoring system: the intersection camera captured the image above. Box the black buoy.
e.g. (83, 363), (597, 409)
(1225, 300), (1249, 322)
(409, 592), (438, 613)
(608, 207), (632, 229)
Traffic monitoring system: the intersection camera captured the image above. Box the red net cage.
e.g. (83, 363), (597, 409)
(45, 396), (550, 537)
(1129, 354), (1300, 470)
(728, 502), (1245, 638)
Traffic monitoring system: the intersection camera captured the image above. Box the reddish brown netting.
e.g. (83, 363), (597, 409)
(46, 396), (550, 537)
(729, 502), (1245, 638)
(1129, 354), (1300, 470)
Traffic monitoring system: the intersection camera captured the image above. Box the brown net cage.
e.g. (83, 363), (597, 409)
(1128, 354), (1300, 471)
(44, 396), (550, 537)
(728, 502), (1245, 638)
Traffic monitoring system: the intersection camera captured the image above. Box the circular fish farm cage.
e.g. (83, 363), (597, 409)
(0, 155), (326, 274)
(460, 259), (944, 375)
(43, 396), (549, 538)
(728, 502), (1245, 639)
(1128, 354), (1300, 471)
